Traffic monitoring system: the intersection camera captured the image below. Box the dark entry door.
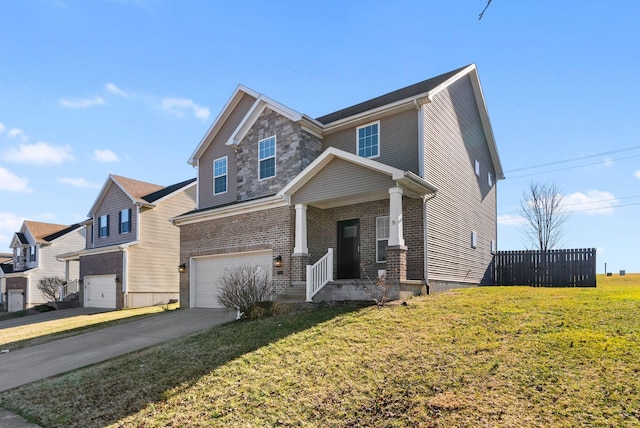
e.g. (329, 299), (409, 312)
(337, 219), (360, 279)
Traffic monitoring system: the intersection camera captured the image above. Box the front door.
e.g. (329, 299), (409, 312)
(337, 219), (360, 279)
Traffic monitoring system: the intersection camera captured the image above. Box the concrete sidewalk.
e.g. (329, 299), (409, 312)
(0, 307), (112, 329)
(0, 308), (236, 392)
(0, 408), (41, 428)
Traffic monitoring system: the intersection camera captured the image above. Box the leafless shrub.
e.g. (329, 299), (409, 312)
(217, 265), (273, 318)
(38, 276), (66, 302)
(360, 266), (394, 306)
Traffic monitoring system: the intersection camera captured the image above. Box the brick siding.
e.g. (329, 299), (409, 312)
(79, 251), (124, 309)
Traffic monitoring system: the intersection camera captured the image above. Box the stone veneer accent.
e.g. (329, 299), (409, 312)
(236, 108), (323, 201)
(79, 251), (124, 309)
(179, 205), (295, 308)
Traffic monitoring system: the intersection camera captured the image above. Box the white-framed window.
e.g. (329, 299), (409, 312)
(491, 239), (496, 254)
(376, 216), (390, 263)
(475, 159), (480, 176)
(99, 215), (109, 238)
(357, 121), (380, 159)
(259, 136), (276, 180)
(29, 245), (36, 262)
(119, 209), (131, 234)
(488, 172), (493, 187)
(471, 231), (478, 249)
(213, 156), (228, 194)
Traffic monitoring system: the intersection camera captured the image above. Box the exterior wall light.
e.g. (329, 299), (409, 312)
(178, 263), (186, 273)
(273, 255), (283, 268)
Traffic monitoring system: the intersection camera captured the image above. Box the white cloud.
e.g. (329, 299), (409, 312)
(8, 128), (24, 138)
(0, 212), (24, 243)
(497, 213), (526, 226)
(58, 177), (100, 188)
(563, 190), (617, 215)
(60, 96), (106, 108)
(3, 141), (74, 165)
(92, 149), (120, 163)
(634, 170), (640, 179)
(105, 83), (128, 97)
(0, 122), (5, 134)
(603, 157), (613, 167)
(0, 167), (31, 193)
(161, 97), (210, 120)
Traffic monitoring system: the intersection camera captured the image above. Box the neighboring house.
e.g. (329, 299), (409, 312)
(0, 253), (12, 311)
(173, 64), (504, 308)
(59, 175), (196, 309)
(3, 221), (84, 312)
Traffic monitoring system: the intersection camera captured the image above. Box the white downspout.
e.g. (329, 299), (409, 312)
(122, 248), (128, 308)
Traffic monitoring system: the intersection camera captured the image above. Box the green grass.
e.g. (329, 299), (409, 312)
(0, 303), (179, 351)
(1, 275), (640, 427)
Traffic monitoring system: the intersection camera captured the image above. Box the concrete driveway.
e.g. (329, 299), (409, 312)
(0, 307), (113, 329)
(0, 308), (236, 392)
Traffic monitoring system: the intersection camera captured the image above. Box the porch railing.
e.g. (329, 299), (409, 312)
(306, 248), (333, 302)
(59, 279), (79, 301)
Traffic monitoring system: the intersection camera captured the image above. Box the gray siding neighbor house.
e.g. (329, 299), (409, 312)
(173, 64), (504, 308)
(59, 175), (196, 310)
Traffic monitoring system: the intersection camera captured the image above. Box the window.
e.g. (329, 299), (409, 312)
(475, 159), (480, 176)
(99, 215), (109, 238)
(488, 172), (493, 187)
(259, 136), (276, 180)
(471, 231), (478, 249)
(376, 216), (390, 263)
(213, 157), (228, 194)
(491, 239), (496, 254)
(90, 225), (94, 244)
(29, 245), (36, 262)
(119, 209), (131, 234)
(357, 122), (380, 158)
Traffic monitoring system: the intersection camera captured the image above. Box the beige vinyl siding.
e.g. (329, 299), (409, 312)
(93, 184), (138, 248)
(199, 93), (257, 209)
(291, 158), (395, 205)
(323, 108), (419, 173)
(26, 229), (85, 306)
(127, 185), (196, 294)
(423, 75), (497, 285)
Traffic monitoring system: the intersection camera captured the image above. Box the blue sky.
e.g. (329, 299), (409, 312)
(1, 1), (639, 273)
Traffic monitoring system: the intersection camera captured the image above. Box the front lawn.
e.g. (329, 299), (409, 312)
(1, 275), (639, 427)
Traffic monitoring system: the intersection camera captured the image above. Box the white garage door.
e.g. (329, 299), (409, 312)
(8, 290), (24, 312)
(84, 275), (117, 308)
(192, 250), (272, 308)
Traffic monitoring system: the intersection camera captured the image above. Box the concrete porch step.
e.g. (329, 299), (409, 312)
(276, 285), (306, 303)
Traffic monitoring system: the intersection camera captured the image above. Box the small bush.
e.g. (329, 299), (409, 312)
(271, 301), (291, 316)
(218, 265), (274, 318)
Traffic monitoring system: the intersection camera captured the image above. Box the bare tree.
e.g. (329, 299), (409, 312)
(519, 182), (570, 251)
(217, 265), (273, 318)
(38, 276), (66, 302)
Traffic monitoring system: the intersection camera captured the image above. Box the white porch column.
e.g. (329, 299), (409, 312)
(293, 203), (309, 255)
(388, 187), (405, 247)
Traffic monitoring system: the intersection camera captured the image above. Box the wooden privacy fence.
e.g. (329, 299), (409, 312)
(493, 248), (597, 287)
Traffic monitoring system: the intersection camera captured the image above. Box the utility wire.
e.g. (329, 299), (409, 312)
(506, 153), (640, 179)
(504, 145), (640, 173)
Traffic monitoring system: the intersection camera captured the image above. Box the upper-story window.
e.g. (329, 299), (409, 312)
(29, 245), (36, 262)
(357, 121), (380, 159)
(259, 136), (276, 180)
(376, 216), (389, 263)
(99, 215), (109, 238)
(214, 156), (228, 194)
(119, 209), (131, 234)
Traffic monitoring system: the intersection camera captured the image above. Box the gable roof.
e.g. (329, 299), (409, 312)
(89, 174), (196, 216)
(315, 65), (470, 124)
(142, 177), (196, 203)
(24, 221), (75, 244)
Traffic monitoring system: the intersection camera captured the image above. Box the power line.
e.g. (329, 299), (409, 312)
(506, 153), (640, 179)
(500, 200), (640, 221)
(504, 145), (640, 173)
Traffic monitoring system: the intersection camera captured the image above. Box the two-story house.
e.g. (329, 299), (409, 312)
(3, 221), (84, 311)
(173, 64), (504, 308)
(59, 174), (196, 309)
(0, 253), (13, 311)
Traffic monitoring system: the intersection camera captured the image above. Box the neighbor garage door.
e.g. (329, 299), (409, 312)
(192, 250), (272, 308)
(8, 289), (24, 312)
(84, 275), (117, 308)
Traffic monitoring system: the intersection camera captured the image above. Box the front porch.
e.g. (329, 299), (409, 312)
(276, 147), (437, 303)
